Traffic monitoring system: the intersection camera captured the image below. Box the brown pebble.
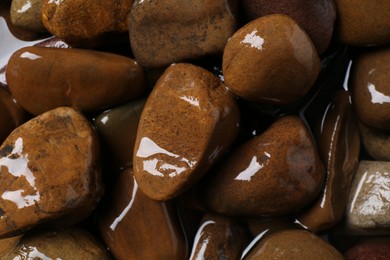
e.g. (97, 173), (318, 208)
(203, 116), (325, 217)
(352, 47), (390, 131)
(6, 46), (145, 116)
(133, 63), (240, 201)
(241, 0), (336, 54)
(335, 0), (390, 46)
(345, 239), (390, 260)
(358, 122), (390, 161)
(129, 0), (238, 68)
(223, 14), (320, 105)
(0, 107), (102, 237)
(99, 168), (188, 260)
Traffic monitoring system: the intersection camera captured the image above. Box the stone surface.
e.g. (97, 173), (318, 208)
(94, 99), (145, 170)
(346, 161), (390, 234)
(42, 0), (133, 46)
(335, 0), (390, 46)
(352, 47), (390, 131)
(222, 14), (320, 105)
(189, 213), (249, 260)
(129, 0), (238, 68)
(244, 229), (344, 260)
(298, 91), (360, 232)
(6, 46), (145, 116)
(203, 116), (325, 217)
(10, 0), (46, 33)
(5, 228), (111, 259)
(99, 168), (188, 260)
(0, 87), (28, 143)
(0, 107), (103, 237)
(345, 239), (390, 260)
(241, 0), (336, 54)
(133, 63), (240, 201)
(359, 122), (390, 161)
(0, 235), (23, 256)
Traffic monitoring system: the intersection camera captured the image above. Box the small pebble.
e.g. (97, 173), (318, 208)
(10, 0), (46, 33)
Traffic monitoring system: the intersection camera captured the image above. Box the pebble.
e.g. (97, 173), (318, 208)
(298, 91), (360, 232)
(241, 0), (336, 54)
(203, 116), (325, 217)
(41, 0), (133, 46)
(222, 14), (320, 105)
(189, 213), (249, 260)
(244, 229), (344, 259)
(335, 0), (390, 46)
(10, 0), (46, 33)
(0, 107), (103, 237)
(359, 122), (390, 161)
(346, 160), (390, 234)
(351, 47), (390, 131)
(6, 46), (145, 116)
(98, 168), (188, 260)
(129, 0), (238, 68)
(133, 63), (240, 201)
(345, 239), (390, 260)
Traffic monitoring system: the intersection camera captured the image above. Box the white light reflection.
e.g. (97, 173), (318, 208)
(368, 83), (390, 104)
(241, 30), (264, 50)
(189, 220), (215, 260)
(180, 96), (200, 107)
(20, 51), (41, 60)
(234, 152), (271, 181)
(17, 2), (32, 13)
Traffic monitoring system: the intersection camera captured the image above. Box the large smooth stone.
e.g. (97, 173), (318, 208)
(298, 91), (360, 232)
(189, 213), (249, 260)
(133, 63), (240, 201)
(0, 107), (102, 237)
(0, 87), (28, 143)
(345, 161), (390, 235)
(6, 46), (145, 116)
(203, 115), (325, 217)
(241, 0), (336, 54)
(10, 0), (46, 33)
(351, 47), (390, 131)
(335, 0), (390, 46)
(42, 0), (133, 46)
(98, 168), (188, 260)
(244, 229), (344, 260)
(94, 99), (145, 170)
(5, 228), (111, 259)
(222, 14), (320, 105)
(359, 122), (390, 161)
(129, 0), (238, 68)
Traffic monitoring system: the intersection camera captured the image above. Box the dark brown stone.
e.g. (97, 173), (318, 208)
(133, 63), (240, 201)
(222, 14), (320, 105)
(345, 239), (390, 260)
(203, 116), (325, 217)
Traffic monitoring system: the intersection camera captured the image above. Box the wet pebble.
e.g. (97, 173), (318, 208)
(10, 0), (46, 33)
(358, 122), (390, 161)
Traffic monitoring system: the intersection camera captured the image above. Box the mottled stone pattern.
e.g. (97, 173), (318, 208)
(10, 0), (46, 32)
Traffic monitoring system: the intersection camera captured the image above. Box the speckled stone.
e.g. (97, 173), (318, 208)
(0, 107), (103, 237)
(133, 63), (240, 201)
(222, 14), (320, 105)
(6, 46), (145, 116)
(346, 161), (390, 235)
(359, 122), (390, 161)
(10, 0), (46, 33)
(241, 0), (336, 54)
(203, 116), (325, 217)
(351, 47), (390, 131)
(335, 0), (390, 46)
(129, 0), (238, 68)
(244, 229), (344, 260)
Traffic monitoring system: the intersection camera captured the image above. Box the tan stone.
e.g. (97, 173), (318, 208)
(10, 0), (46, 33)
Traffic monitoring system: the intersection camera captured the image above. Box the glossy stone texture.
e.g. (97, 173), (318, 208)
(133, 63), (240, 201)
(189, 213), (249, 260)
(298, 91), (360, 232)
(359, 122), (390, 161)
(346, 161), (390, 235)
(99, 168), (188, 260)
(0, 87), (28, 143)
(335, 0), (390, 46)
(0, 235), (23, 256)
(203, 116), (325, 217)
(42, 0), (133, 46)
(5, 228), (111, 259)
(10, 0), (46, 33)
(129, 0), (238, 68)
(345, 239), (390, 260)
(352, 47), (390, 131)
(94, 99), (145, 170)
(0, 107), (102, 237)
(244, 229), (344, 260)
(223, 14), (320, 105)
(241, 0), (336, 54)
(6, 46), (145, 116)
